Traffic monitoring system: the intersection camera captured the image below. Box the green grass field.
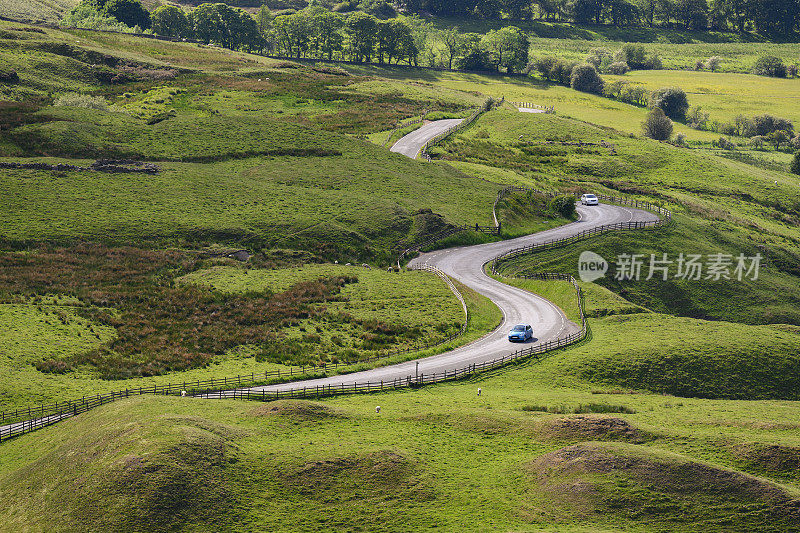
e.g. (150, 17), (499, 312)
(3, 19), (800, 532)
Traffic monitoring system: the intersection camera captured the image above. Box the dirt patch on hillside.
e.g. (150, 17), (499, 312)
(522, 442), (800, 531)
(249, 399), (348, 421)
(537, 415), (651, 443)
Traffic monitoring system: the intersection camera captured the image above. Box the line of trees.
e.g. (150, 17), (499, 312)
(67, 1), (531, 72)
(399, 0), (800, 36)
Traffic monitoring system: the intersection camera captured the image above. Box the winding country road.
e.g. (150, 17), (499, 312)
(232, 121), (659, 396)
(390, 119), (463, 158)
(0, 119), (660, 439)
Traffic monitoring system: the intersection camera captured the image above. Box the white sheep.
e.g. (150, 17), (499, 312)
(477, 388), (482, 396)
(181, 390), (187, 397)
(375, 406), (381, 413)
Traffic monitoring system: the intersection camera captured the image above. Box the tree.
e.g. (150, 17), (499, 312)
(440, 27), (465, 70)
(705, 55), (722, 71)
(309, 8), (344, 60)
(608, 0), (640, 26)
(62, 2), (130, 31)
(456, 34), (494, 71)
(750, 0), (800, 36)
(752, 56), (787, 77)
(675, 0), (708, 29)
(151, 5), (189, 38)
(345, 11), (378, 63)
(273, 12), (312, 57)
(571, 64), (605, 94)
(573, 0), (604, 23)
(768, 130), (789, 150)
(482, 26), (529, 73)
(377, 19), (407, 63)
(649, 86), (689, 120)
(642, 107), (673, 140)
(791, 152), (800, 175)
(102, 0), (150, 29)
(190, 3), (260, 51)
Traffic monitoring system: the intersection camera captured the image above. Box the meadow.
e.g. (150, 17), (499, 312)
(2, 19), (800, 533)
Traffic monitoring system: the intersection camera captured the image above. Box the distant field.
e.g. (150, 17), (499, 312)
(605, 70), (800, 125)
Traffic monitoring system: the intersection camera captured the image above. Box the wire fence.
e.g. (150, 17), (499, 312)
(383, 111), (429, 148)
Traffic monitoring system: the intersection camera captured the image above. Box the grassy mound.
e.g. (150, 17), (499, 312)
(536, 415), (650, 443)
(249, 399), (349, 421)
(541, 313), (800, 400)
(525, 442), (800, 532)
(0, 401), (243, 532)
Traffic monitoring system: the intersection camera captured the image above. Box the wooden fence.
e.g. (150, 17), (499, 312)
(510, 101), (556, 113)
(197, 274), (586, 401)
(0, 189), (667, 443)
(419, 97), (502, 161)
(491, 193), (672, 272)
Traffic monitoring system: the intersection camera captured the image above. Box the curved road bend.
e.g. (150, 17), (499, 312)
(390, 119), (463, 158)
(237, 122), (659, 396)
(0, 121), (659, 436)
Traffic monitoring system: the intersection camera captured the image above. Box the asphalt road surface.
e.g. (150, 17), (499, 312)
(389, 119), (463, 158)
(0, 120), (660, 436)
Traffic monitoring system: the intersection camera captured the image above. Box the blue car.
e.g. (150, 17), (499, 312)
(508, 324), (533, 342)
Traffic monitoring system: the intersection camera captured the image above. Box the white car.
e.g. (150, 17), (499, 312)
(580, 193), (599, 206)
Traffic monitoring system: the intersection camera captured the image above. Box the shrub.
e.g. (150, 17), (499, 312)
(705, 56), (722, 71)
(649, 87), (689, 121)
(742, 114), (795, 137)
(674, 133), (686, 146)
(642, 107), (673, 141)
(570, 64), (605, 94)
(792, 134), (800, 150)
(62, 3), (132, 32)
(752, 56), (787, 77)
(607, 61), (629, 75)
(694, 59), (704, 71)
(586, 47), (612, 70)
(0, 67), (19, 83)
(548, 195), (577, 219)
(788, 64), (798, 78)
(749, 136), (766, 149)
(614, 44), (660, 70)
(792, 152), (800, 175)
(54, 93), (109, 111)
(712, 136), (736, 150)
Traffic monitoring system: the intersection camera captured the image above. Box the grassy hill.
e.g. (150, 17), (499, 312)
(3, 381), (800, 531)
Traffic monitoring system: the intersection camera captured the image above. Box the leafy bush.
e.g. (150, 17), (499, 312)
(705, 56), (722, 71)
(752, 56), (787, 77)
(548, 195), (577, 219)
(62, 3), (132, 32)
(742, 114), (794, 137)
(642, 107), (673, 141)
(792, 152), (800, 175)
(712, 136), (736, 150)
(570, 64), (605, 94)
(607, 61), (629, 75)
(54, 93), (109, 111)
(0, 66), (19, 83)
(649, 87), (689, 121)
(614, 44), (661, 70)
(792, 134), (800, 150)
